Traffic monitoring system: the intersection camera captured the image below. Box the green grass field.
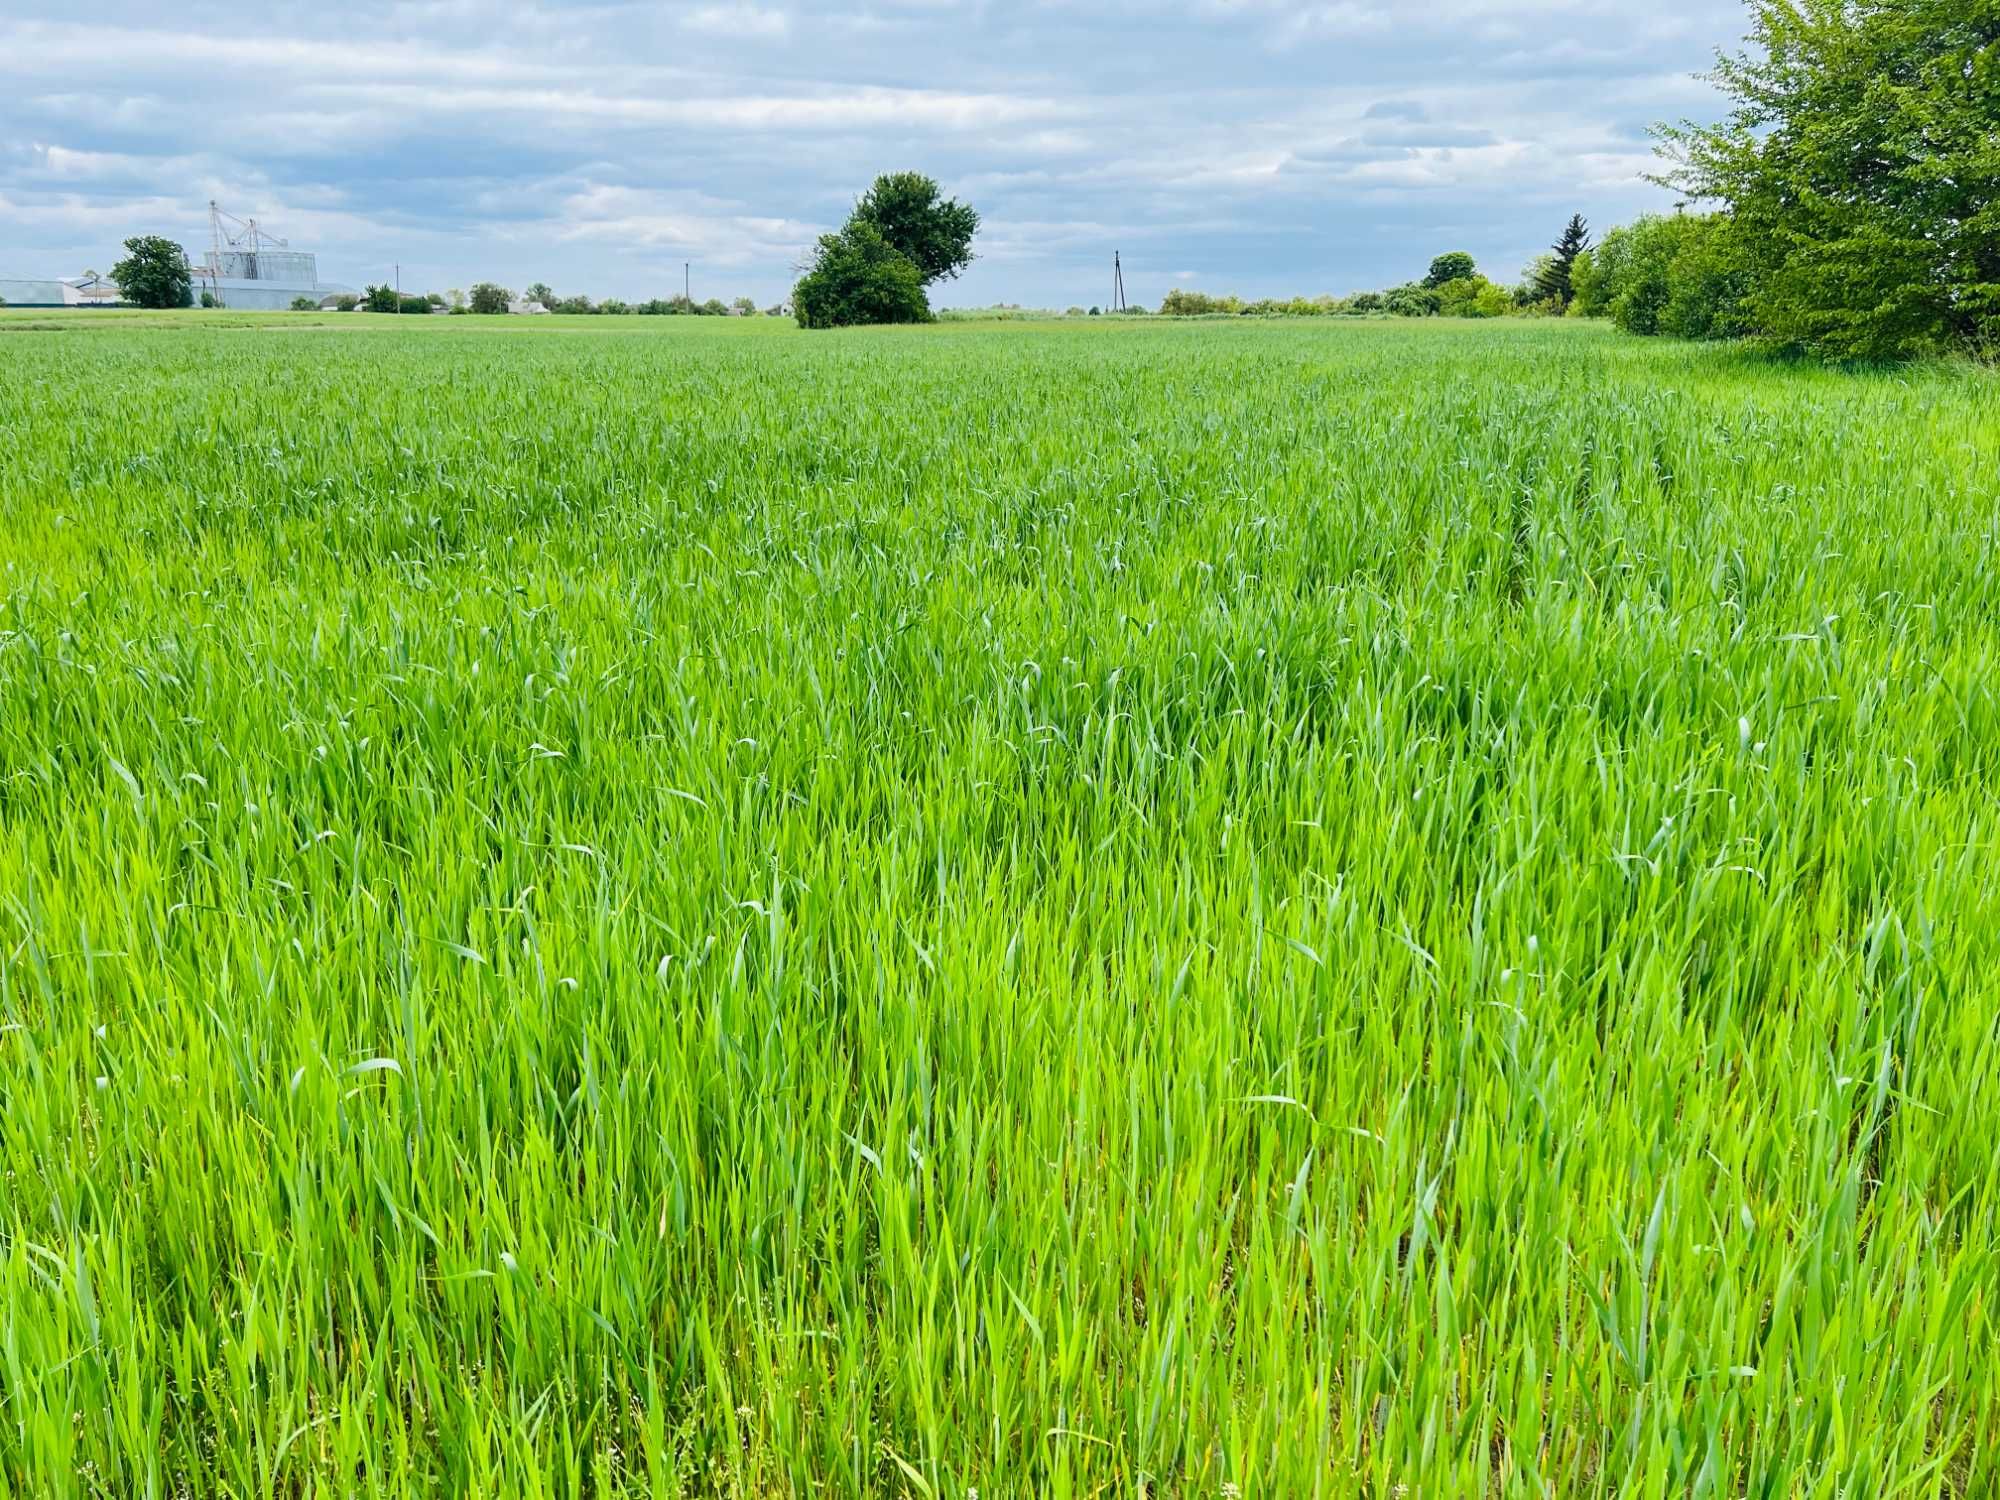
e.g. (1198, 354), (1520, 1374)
(2, 312), (1997, 1496)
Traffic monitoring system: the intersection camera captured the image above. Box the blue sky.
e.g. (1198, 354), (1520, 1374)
(0, 1), (1745, 307)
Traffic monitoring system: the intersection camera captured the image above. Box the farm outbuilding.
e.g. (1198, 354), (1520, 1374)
(0, 274), (127, 308)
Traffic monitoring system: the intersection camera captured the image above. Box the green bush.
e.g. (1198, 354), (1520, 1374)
(1434, 275), (1510, 318)
(1574, 215), (1748, 341)
(1160, 289), (1243, 316)
(1384, 283), (1441, 317)
(793, 221), (933, 329)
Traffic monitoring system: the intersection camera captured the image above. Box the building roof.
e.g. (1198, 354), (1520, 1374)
(0, 279), (70, 307)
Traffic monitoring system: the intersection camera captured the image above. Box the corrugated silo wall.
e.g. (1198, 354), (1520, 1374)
(214, 251), (319, 283)
(213, 286), (314, 310)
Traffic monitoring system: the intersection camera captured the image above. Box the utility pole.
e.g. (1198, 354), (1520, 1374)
(1113, 251), (1126, 313)
(685, 262), (690, 305)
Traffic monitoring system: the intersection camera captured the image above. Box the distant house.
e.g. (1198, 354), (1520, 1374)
(507, 299), (550, 315)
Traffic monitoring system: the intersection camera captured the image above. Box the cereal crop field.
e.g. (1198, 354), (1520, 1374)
(2, 312), (1997, 1495)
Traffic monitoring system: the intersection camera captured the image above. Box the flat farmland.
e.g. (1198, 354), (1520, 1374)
(2, 314), (1997, 1495)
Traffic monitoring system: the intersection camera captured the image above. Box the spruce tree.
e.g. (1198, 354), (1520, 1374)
(1537, 214), (1591, 306)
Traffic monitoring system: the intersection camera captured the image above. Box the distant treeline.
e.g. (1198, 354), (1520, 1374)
(1151, 241), (1576, 320)
(331, 283), (785, 317)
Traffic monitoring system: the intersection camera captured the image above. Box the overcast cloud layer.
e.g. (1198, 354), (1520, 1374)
(0, 0), (1745, 307)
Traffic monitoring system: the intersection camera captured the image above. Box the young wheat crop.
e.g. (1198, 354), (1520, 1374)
(1, 314), (1996, 1494)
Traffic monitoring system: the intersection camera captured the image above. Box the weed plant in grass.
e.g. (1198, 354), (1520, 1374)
(1, 316), (1998, 1495)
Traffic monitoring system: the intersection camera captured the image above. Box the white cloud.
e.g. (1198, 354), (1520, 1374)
(682, 3), (792, 39)
(0, 0), (1737, 303)
(547, 184), (820, 264)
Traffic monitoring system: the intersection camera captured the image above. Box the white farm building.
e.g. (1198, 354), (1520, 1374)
(189, 246), (357, 310)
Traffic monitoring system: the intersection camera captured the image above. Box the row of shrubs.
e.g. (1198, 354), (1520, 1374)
(1150, 248), (1554, 321)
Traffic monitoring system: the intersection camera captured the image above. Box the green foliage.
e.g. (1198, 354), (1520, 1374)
(791, 172), (981, 329)
(289, 296), (316, 311)
(793, 220), (933, 329)
(110, 236), (194, 309)
(363, 284), (399, 313)
(1569, 238), (1617, 320)
(2, 317), (1998, 1493)
(1655, 0), (2000, 359)
(1574, 214), (1751, 341)
(198, 291), (219, 309)
(1424, 251), (1477, 288)
(398, 294), (432, 315)
(732, 297), (758, 316)
(468, 283), (511, 315)
(526, 282), (554, 308)
(1536, 214), (1591, 307)
(332, 294), (360, 313)
(850, 171), (981, 285)
(1433, 275), (1511, 318)
(1385, 282), (1442, 317)
(1160, 288), (1245, 316)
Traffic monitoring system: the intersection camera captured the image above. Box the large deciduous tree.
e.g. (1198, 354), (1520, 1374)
(793, 172), (980, 328)
(110, 236), (194, 309)
(1655, 0), (2000, 359)
(850, 172), (981, 286)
